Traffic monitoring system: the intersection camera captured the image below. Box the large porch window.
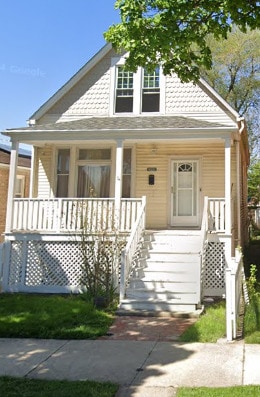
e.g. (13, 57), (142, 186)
(77, 148), (111, 198)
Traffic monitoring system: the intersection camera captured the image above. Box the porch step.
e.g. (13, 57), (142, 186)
(118, 298), (199, 316)
(119, 230), (202, 314)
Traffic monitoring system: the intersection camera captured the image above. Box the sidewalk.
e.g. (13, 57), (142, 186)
(0, 337), (259, 396)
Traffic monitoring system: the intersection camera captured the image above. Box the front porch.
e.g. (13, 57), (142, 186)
(1, 196), (231, 312)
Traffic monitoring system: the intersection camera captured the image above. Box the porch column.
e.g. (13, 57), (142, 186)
(114, 139), (123, 229)
(225, 137), (231, 235)
(225, 137), (232, 265)
(5, 140), (19, 233)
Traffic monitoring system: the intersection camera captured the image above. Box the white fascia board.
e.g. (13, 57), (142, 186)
(28, 43), (112, 124)
(4, 127), (236, 144)
(198, 78), (240, 122)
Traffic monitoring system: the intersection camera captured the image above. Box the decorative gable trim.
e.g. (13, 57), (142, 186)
(197, 78), (240, 122)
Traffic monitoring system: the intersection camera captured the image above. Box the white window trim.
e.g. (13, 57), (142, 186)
(110, 57), (165, 116)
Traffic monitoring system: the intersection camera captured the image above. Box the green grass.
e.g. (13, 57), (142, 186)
(0, 376), (118, 397)
(244, 293), (260, 344)
(180, 301), (226, 343)
(177, 386), (260, 397)
(0, 293), (115, 339)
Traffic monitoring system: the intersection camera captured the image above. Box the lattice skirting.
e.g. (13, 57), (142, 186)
(4, 238), (124, 294)
(203, 241), (226, 296)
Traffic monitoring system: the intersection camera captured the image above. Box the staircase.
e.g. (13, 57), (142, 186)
(118, 230), (202, 316)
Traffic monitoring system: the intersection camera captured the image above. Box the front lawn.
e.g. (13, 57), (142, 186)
(180, 301), (226, 343)
(0, 376), (118, 397)
(244, 293), (260, 344)
(177, 386), (260, 397)
(0, 293), (115, 339)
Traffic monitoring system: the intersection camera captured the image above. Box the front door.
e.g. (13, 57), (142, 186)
(171, 160), (199, 227)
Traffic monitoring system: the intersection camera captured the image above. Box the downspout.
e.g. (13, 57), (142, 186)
(235, 118), (245, 247)
(236, 140), (241, 246)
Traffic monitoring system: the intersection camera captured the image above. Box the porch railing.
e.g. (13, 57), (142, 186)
(200, 196), (209, 299)
(11, 198), (143, 233)
(226, 249), (245, 341)
(208, 198), (226, 232)
(120, 196), (146, 301)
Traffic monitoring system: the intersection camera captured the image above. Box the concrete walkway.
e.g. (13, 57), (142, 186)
(0, 338), (259, 396)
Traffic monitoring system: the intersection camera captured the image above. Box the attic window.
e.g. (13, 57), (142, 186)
(142, 66), (160, 112)
(115, 67), (133, 113)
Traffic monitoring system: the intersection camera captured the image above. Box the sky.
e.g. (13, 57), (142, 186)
(0, 0), (120, 144)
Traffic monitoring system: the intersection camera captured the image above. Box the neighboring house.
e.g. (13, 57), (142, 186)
(0, 143), (31, 243)
(1, 44), (249, 313)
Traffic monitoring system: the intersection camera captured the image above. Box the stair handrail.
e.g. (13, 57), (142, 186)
(120, 196), (146, 301)
(200, 196), (209, 299)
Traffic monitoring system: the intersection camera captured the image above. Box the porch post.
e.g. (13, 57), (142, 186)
(5, 140), (19, 234)
(114, 139), (123, 229)
(225, 138), (231, 234)
(225, 137), (232, 264)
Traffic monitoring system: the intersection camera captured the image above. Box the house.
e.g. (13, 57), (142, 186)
(1, 43), (249, 313)
(0, 143), (31, 243)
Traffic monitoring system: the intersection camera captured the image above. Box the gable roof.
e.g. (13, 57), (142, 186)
(28, 42), (241, 125)
(29, 43), (113, 124)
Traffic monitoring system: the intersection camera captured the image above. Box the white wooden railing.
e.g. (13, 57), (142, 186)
(120, 196), (146, 301)
(208, 198), (226, 232)
(226, 249), (244, 341)
(200, 196), (209, 298)
(11, 198), (143, 233)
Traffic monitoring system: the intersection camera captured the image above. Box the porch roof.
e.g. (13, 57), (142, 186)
(3, 116), (238, 145)
(6, 115), (231, 132)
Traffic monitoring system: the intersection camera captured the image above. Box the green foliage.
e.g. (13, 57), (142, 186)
(201, 27), (260, 157)
(0, 377), (118, 397)
(177, 386), (260, 397)
(247, 264), (258, 299)
(244, 292), (260, 344)
(105, 0), (260, 82)
(180, 301), (226, 342)
(248, 160), (260, 202)
(79, 230), (124, 306)
(0, 294), (114, 339)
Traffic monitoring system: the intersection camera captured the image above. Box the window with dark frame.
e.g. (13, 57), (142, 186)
(142, 66), (160, 112)
(115, 67), (134, 113)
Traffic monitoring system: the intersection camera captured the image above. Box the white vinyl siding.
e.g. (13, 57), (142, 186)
(36, 147), (53, 198)
(135, 142), (237, 228)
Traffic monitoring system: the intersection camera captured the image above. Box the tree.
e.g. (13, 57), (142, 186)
(104, 0), (260, 83)
(201, 28), (260, 157)
(248, 159), (260, 203)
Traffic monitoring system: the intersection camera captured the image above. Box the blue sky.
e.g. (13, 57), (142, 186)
(0, 0), (120, 143)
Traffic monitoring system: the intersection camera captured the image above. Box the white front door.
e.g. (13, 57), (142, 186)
(171, 160), (199, 227)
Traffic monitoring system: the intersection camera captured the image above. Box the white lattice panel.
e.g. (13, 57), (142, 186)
(25, 241), (84, 286)
(6, 237), (125, 293)
(8, 241), (23, 285)
(203, 242), (226, 296)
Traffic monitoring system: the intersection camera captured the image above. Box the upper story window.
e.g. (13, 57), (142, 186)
(115, 67), (134, 113)
(114, 64), (161, 114)
(142, 66), (160, 112)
